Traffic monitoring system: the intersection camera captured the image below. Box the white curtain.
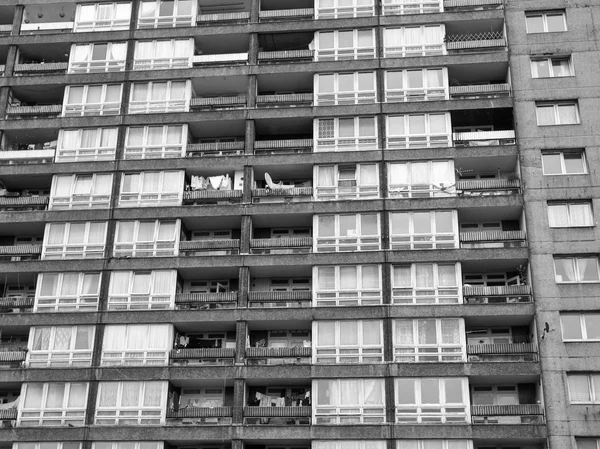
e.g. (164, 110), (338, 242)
(103, 326), (127, 350)
(557, 104), (578, 124)
(166, 125), (183, 145)
(555, 258), (576, 282)
(140, 1), (158, 18)
(417, 319), (436, 345)
(423, 25), (443, 44)
(393, 266), (411, 287)
(396, 442), (419, 449)
(127, 128), (145, 147)
(73, 176), (93, 195)
(317, 166), (336, 187)
(340, 380), (360, 405)
(105, 85), (122, 103)
(317, 267), (336, 290)
(385, 28), (403, 47)
(147, 325), (170, 349)
(135, 41), (154, 60)
(115, 3), (133, 21)
(174, 39), (192, 58)
(151, 82), (168, 101)
(427, 69), (444, 88)
(359, 164), (377, 185)
(110, 272), (130, 295)
(568, 375), (590, 401)
(94, 174), (113, 195)
(31, 327), (51, 351)
(570, 203), (592, 226)
(153, 271), (174, 294)
(60, 130), (79, 150)
(161, 171), (181, 193)
(363, 379), (383, 405)
(415, 264), (434, 288)
(132, 272), (151, 294)
(548, 204), (569, 227)
(24, 384), (45, 408)
(432, 161), (454, 184)
(98, 382), (119, 407)
(77, 5), (95, 23)
(52, 327), (71, 350)
(142, 172), (160, 193)
(121, 382), (140, 407)
(39, 274), (59, 297)
(157, 221), (176, 241)
(340, 321), (358, 346)
(536, 105), (555, 125)
(170, 81), (187, 100)
(395, 320), (414, 345)
(72, 45), (90, 63)
(410, 162), (428, 185)
(126, 325), (148, 349)
(47, 223), (66, 245)
(110, 43), (127, 61)
(116, 222), (136, 243)
(437, 264), (457, 287)
(53, 176), (73, 197)
(440, 319), (460, 345)
(429, 114), (448, 134)
(87, 222), (107, 244)
(80, 129), (98, 148)
(137, 222), (155, 242)
(60, 273), (80, 296)
(340, 266), (358, 290)
(143, 382), (164, 407)
(132, 84), (149, 102)
(46, 383), (66, 408)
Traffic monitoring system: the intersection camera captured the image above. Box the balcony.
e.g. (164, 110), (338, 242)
(468, 343), (538, 362)
(450, 83), (510, 99)
(0, 346), (27, 367)
(456, 178), (521, 196)
(445, 32), (506, 51)
(14, 62), (68, 76)
(444, 0), (503, 10)
(248, 291), (312, 308)
(179, 239), (240, 256)
(190, 96), (247, 111)
(20, 21), (73, 35)
(460, 230), (527, 248)
(471, 404), (544, 424)
(254, 139), (313, 154)
(182, 190), (243, 205)
(0, 149), (55, 165)
(258, 50), (314, 63)
(197, 12), (250, 24)
(250, 237), (313, 254)
(0, 296), (34, 313)
(0, 195), (48, 211)
(259, 8), (314, 21)
(244, 406), (311, 425)
(0, 25), (11, 35)
(453, 130), (516, 146)
(256, 93), (313, 108)
(0, 244), (42, 261)
(167, 406), (233, 425)
(0, 408), (18, 423)
(193, 53), (248, 66)
(170, 348), (236, 366)
(187, 142), (244, 157)
(174, 292), (238, 310)
(6, 104), (62, 119)
(246, 347), (312, 365)
(463, 284), (532, 304)
(252, 187), (313, 203)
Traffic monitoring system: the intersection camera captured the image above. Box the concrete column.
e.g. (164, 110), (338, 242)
(240, 215), (252, 254)
(385, 376), (396, 425)
(233, 378), (246, 424)
(0, 87), (11, 119)
(84, 380), (99, 426)
(382, 316), (394, 362)
(238, 266), (249, 308)
(247, 74), (257, 108)
(250, 0), (260, 23)
(248, 33), (259, 65)
(235, 320), (248, 365)
(4, 45), (18, 77)
(244, 119), (255, 155)
(381, 259), (392, 305)
(243, 165), (253, 204)
(11, 5), (23, 36)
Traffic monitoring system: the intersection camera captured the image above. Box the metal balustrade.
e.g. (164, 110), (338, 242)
(254, 139), (313, 154)
(446, 32), (506, 50)
(190, 96), (247, 110)
(187, 142), (244, 157)
(14, 62), (68, 75)
(250, 237), (313, 254)
(0, 297), (34, 312)
(6, 105), (62, 118)
(460, 230), (527, 247)
(258, 50), (314, 62)
(471, 404), (544, 424)
(197, 12), (250, 23)
(463, 284), (532, 304)
(449, 83), (511, 98)
(252, 187), (313, 198)
(259, 8), (314, 20)
(456, 178), (521, 195)
(444, 0), (503, 9)
(453, 130), (516, 146)
(467, 343), (538, 362)
(0, 196), (48, 210)
(169, 348), (236, 366)
(256, 93), (313, 107)
(175, 292), (237, 309)
(0, 244), (42, 261)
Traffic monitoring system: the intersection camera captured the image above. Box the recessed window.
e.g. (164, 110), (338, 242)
(526, 11), (567, 33)
(548, 202), (593, 227)
(561, 313), (600, 341)
(567, 373), (600, 403)
(554, 256), (600, 283)
(531, 56), (573, 78)
(577, 439), (600, 449)
(542, 151), (587, 175)
(536, 101), (579, 125)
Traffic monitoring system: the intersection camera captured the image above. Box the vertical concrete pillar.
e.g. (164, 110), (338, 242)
(11, 5), (23, 36)
(244, 119), (255, 155)
(233, 378), (246, 424)
(247, 74), (257, 108)
(243, 165), (254, 204)
(250, 0), (260, 23)
(385, 377), (396, 425)
(240, 215), (252, 254)
(248, 33), (259, 65)
(235, 320), (248, 365)
(238, 266), (250, 308)
(4, 45), (18, 77)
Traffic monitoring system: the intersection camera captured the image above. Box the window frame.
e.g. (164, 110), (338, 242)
(383, 25), (446, 58)
(27, 326), (95, 368)
(314, 29), (376, 61)
(313, 378), (385, 424)
(525, 10), (567, 34)
(101, 324), (173, 365)
(18, 382), (88, 426)
(137, 0), (196, 28)
(315, 117), (378, 152)
(541, 150), (587, 175)
(15, 444), (82, 449)
(530, 55), (573, 78)
(388, 160), (456, 198)
(118, 170), (184, 207)
(535, 101), (580, 126)
(34, 272), (101, 313)
(392, 263), (462, 304)
(133, 38), (194, 70)
(108, 270), (177, 310)
(128, 80), (190, 114)
(314, 442), (386, 449)
(314, 0), (375, 20)
(49, 173), (113, 210)
(113, 219), (180, 257)
(42, 222), (108, 260)
(314, 264), (382, 306)
(62, 84), (123, 117)
(314, 213), (381, 252)
(124, 124), (187, 159)
(385, 68), (449, 102)
(560, 313), (600, 342)
(567, 373), (600, 404)
(314, 320), (384, 364)
(315, 72), (377, 106)
(74, 2), (132, 32)
(381, 0), (442, 16)
(56, 128), (118, 162)
(396, 441), (473, 449)
(314, 163), (380, 201)
(547, 201), (594, 228)
(576, 439), (600, 449)
(68, 42), (127, 73)
(554, 256), (600, 283)
(389, 210), (458, 250)
(386, 113), (452, 149)
(95, 381), (167, 425)
(393, 318), (466, 362)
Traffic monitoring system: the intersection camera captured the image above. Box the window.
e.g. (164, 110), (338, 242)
(315, 213), (380, 252)
(93, 443), (163, 449)
(382, 0), (442, 15)
(388, 160), (455, 197)
(27, 326), (95, 367)
(108, 270), (176, 310)
(397, 441), (472, 449)
(96, 381), (166, 425)
(114, 220), (179, 257)
(129, 81), (190, 113)
(314, 379), (385, 424)
(314, 164), (379, 200)
(133, 39), (193, 70)
(384, 25), (445, 58)
(68, 42), (127, 73)
(561, 313), (600, 341)
(536, 101), (579, 125)
(315, 117), (377, 152)
(15, 444), (81, 449)
(74, 2), (132, 32)
(554, 257), (600, 283)
(526, 11), (567, 33)
(567, 373), (600, 403)
(314, 265), (382, 306)
(101, 324), (173, 365)
(393, 319), (465, 362)
(125, 125), (187, 159)
(542, 151), (587, 175)
(315, 72), (377, 106)
(63, 84), (123, 117)
(42, 222), (107, 259)
(314, 0), (375, 19)
(390, 210), (458, 249)
(138, 0), (196, 28)
(18, 382), (88, 426)
(119, 171), (184, 207)
(392, 263), (461, 304)
(315, 442), (385, 449)
(548, 202), (593, 227)
(314, 320), (383, 363)
(49, 174), (113, 210)
(577, 439), (600, 449)
(35, 272), (101, 312)
(531, 56), (573, 78)
(395, 377), (469, 423)
(314, 30), (376, 61)
(385, 69), (448, 102)
(386, 113), (451, 149)
(56, 128), (118, 162)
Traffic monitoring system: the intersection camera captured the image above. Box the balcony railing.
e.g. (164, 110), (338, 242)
(0, 408), (18, 421)
(167, 406), (232, 425)
(248, 290), (312, 308)
(468, 343), (538, 362)
(20, 22), (73, 34)
(450, 83), (511, 99)
(460, 230), (527, 248)
(258, 50), (314, 63)
(0, 149), (55, 164)
(179, 239), (240, 255)
(254, 139), (313, 154)
(252, 187), (313, 204)
(0, 24), (11, 35)
(471, 404), (544, 424)
(464, 284), (532, 304)
(259, 8), (314, 21)
(453, 130), (516, 146)
(0, 196), (48, 210)
(444, 0), (503, 9)
(6, 104), (62, 119)
(250, 237), (313, 254)
(187, 142), (244, 157)
(446, 32), (506, 51)
(170, 348), (236, 365)
(246, 347), (312, 359)
(197, 12), (250, 23)
(244, 406), (311, 424)
(174, 292), (238, 309)
(190, 96), (247, 110)
(457, 178), (521, 195)
(0, 244), (42, 261)
(0, 296), (34, 313)
(193, 53), (248, 65)
(182, 190), (243, 204)
(14, 62), (68, 75)
(256, 93), (313, 108)
(0, 349), (27, 365)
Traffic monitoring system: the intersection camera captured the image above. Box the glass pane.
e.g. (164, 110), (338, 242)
(361, 265), (379, 289)
(318, 75), (335, 93)
(340, 321), (358, 346)
(406, 70), (423, 89)
(391, 213), (409, 235)
(408, 115), (426, 134)
(396, 378), (415, 404)
(361, 214), (378, 235)
(317, 322), (336, 346)
(362, 321), (381, 345)
(542, 153), (563, 174)
(532, 59), (550, 77)
(413, 212), (432, 235)
(435, 211), (453, 233)
(387, 71), (403, 89)
(578, 257), (599, 281)
(536, 105), (556, 125)
(584, 314), (600, 339)
(557, 104), (578, 124)
(547, 13), (566, 32)
(561, 315), (583, 340)
(420, 379), (439, 404)
(526, 15), (545, 33)
(564, 153), (585, 174)
(338, 73), (354, 92)
(444, 378), (463, 403)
